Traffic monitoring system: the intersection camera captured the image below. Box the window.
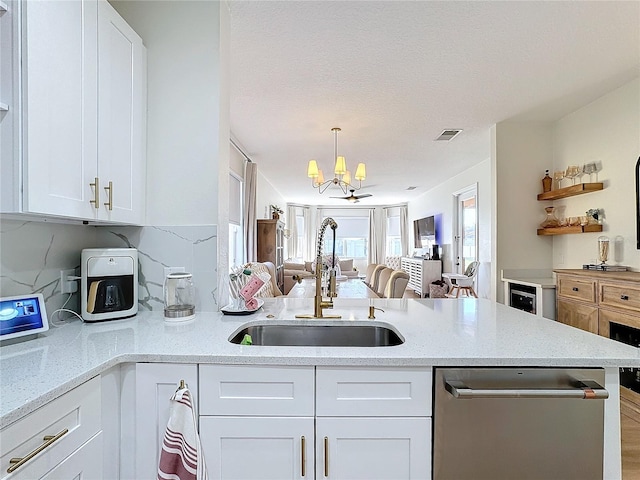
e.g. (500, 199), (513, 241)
(386, 214), (401, 256)
(229, 173), (244, 269)
(321, 215), (368, 259)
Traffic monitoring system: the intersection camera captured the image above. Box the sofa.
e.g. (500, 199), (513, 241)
(283, 258), (360, 294)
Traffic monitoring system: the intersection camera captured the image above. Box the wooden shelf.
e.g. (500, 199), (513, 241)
(537, 182), (603, 201)
(537, 224), (603, 236)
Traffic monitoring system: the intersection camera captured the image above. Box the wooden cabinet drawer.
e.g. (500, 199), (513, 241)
(600, 282), (640, 314)
(0, 376), (101, 479)
(316, 367), (432, 417)
(557, 298), (598, 334)
(557, 276), (596, 303)
(199, 365), (314, 416)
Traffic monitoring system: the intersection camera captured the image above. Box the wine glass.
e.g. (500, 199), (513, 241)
(583, 162), (597, 183)
(565, 165), (579, 185)
(553, 170), (565, 189)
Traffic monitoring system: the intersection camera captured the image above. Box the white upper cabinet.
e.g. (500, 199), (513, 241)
(0, 0), (146, 224)
(97, 0), (146, 224)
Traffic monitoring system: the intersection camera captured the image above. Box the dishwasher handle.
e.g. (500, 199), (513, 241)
(445, 379), (608, 400)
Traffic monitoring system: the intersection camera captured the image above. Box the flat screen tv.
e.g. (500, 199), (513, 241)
(414, 216), (435, 248)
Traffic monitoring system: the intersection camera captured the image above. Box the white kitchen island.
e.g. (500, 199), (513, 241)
(1, 297), (638, 479)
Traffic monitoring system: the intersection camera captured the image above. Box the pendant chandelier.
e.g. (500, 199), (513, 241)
(307, 127), (366, 195)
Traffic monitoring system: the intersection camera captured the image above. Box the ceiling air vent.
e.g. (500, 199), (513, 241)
(435, 129), (462, 141)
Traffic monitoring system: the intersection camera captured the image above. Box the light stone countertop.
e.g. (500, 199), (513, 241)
(1, 297), (639, 428)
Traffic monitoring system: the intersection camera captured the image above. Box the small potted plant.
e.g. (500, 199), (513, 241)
(270, 205), (283, 220)
(586, 208), (601, 225)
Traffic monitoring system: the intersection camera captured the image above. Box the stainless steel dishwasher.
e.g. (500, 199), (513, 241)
(433, 367), (608, 480)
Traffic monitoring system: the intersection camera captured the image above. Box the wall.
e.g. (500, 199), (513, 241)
(493, 122), (554, 303)
(408, 159), (493, 299)
(0, 220), (220, 319)
(551, 78), (640, 270)
(256, 168), (287, 225)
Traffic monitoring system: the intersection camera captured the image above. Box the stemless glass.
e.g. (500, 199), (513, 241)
(583, 163), (596, 182)
(553, 170), (565, 189)
(565, 165), (579, 185)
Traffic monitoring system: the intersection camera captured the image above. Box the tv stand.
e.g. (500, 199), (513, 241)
(401, 257), (442, 298)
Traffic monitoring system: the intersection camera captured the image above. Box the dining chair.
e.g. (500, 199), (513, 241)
(383, 270), (410, 298)
(364, 264), (379, 286)
(369, 264), (386, 291)
(375, 267), (394, 297)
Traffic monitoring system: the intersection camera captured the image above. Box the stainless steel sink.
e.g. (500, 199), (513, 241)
(229, 323), (404, 347)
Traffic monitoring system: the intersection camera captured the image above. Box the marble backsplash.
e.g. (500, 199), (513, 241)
(0, 219), (219, 320)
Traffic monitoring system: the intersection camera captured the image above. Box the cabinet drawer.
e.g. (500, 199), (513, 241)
(557, 276), (596, 303)
(0, 376), (101, 479)
(316, 367), (432, 417)
(600, 282), (640, 314)
(199, 365), (314, 416)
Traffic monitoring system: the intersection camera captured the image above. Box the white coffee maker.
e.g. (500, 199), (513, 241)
(81, 248), (138, 322)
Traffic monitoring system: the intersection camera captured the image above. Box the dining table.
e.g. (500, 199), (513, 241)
(286, 277), (379, 299)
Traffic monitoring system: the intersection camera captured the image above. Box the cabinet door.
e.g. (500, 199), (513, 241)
(557, 298), (598, 334)
(22, 0), (98, 219)
(40, 432), (103, 480)
(97, 0), (146, 224)
(200, 416), (314, 480)
(134, 363), (198, 480)
(316, 417), (431, 480)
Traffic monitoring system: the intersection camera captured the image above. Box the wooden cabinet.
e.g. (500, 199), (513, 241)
(0, 0), (146, 223)
(199, 365), (432, 480)
(133, 363), (198, 480)
(556, 269), (640, 473)
(257, 219), (285, 293)
(401, 257), (442, 297)
(0, 376), (102, 479)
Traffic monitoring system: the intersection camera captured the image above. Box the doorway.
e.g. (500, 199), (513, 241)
(453, 184), (478, 274)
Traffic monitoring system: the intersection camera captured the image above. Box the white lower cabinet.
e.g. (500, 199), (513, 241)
(316, 418), (431, 480)
(0, 376), (102, 480)
(133, 363), (198, 480)
(199, 365), (433, 480)
(200, 416), (314, 480)
(41, 432), (103, 479)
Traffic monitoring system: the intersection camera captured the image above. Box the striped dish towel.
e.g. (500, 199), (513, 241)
(157, 387), (208, 480)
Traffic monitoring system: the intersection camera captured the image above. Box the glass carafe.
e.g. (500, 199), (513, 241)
(540, 206), (560, 228)
(164, 272), (196, 320)
(597, 236), (609, 265)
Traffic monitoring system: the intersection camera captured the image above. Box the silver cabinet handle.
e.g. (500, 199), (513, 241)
(445, 379), (608, 400)
(8, 428), (69, 473)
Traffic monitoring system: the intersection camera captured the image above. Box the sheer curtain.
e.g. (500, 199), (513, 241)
(368, 209), (379, 264)
(243, 162), (258, 262)
(303, 206), (312, 260)
(399, 204), (409, 256)
(287, 204), (298, 259)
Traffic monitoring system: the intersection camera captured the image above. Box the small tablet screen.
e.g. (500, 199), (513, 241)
(0, 294), (49, 341)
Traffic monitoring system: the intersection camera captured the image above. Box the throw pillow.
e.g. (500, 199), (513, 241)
(339, 259), (353, 272)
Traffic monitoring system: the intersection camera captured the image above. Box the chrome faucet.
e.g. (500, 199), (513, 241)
(296, 217), (341, 319)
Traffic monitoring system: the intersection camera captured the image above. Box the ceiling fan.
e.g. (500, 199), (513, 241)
(330, 189), (373, 203)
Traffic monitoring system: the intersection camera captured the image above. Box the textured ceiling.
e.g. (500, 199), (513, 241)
(229, 1), (640, 206)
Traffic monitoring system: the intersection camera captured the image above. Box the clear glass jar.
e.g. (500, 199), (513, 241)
(597, 236), (609, 265)
(164, 272), (195, 320)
